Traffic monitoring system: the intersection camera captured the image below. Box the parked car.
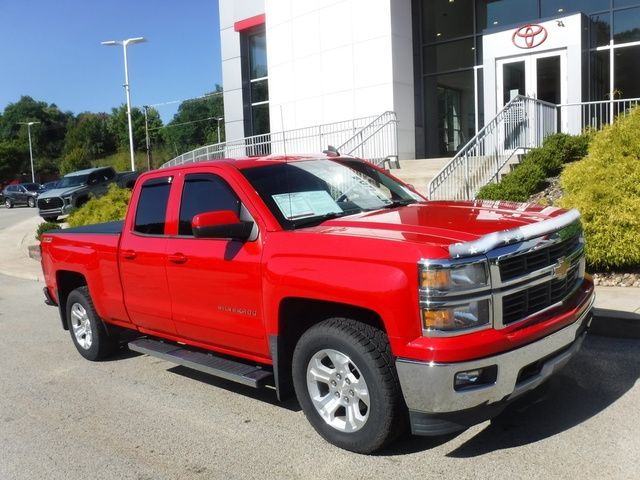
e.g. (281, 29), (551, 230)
(3, 182), (43, 208)
(39, 154), (595, 453)
(37, 167), (140, 221)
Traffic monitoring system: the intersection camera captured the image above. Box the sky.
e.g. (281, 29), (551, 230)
(0, 0), (222, 122)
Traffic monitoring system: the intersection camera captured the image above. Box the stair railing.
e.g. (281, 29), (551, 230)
(427, 95), (557, 200)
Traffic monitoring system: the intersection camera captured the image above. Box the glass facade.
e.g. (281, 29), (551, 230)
(413, 0), (640, 158)
(241, 26), (270, 137)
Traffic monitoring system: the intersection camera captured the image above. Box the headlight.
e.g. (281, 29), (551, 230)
(419, 258), (492, 336)
(420, 260), (489, 293)
(422, 300), (490, 332)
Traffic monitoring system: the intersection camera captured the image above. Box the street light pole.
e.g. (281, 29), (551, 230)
(101, 37), (146, 172)
(18, 121), (40, 183)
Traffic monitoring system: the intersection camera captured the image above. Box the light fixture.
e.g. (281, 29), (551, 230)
(101, 37), (147, 172)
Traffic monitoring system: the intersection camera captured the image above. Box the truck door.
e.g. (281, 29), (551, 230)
(165, 171), (267, 358)
(119, 175), (176, 335)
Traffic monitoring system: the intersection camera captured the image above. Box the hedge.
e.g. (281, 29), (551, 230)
(35, 222), (60, 241)
(67, 184), (131, 228)
(559, 107), (640, 270)
(476, 132), (590, 202)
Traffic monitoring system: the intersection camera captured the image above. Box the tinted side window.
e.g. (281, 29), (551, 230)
(179, 174), (241, 236)
(134, 177), (172, 235)
(103, 168), (116, 181)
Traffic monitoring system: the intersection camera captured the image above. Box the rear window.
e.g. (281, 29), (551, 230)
(134, 177), (172, 235)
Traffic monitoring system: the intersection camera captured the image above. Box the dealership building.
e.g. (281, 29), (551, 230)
(218, 0), (640, 161)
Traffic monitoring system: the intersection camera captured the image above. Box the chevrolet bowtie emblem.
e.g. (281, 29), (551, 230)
(553, 256), (571, 280)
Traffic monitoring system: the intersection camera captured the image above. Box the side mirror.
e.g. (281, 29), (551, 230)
(192, 210), (254, 241)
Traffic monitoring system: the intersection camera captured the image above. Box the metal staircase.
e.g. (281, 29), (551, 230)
(161, 112), (398, 169)
(428, 95), (557, 201)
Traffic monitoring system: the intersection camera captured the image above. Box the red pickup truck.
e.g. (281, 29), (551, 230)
(40, 154), (594, 453)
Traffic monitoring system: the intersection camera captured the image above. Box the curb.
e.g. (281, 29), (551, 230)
(591, 307), (640, 340)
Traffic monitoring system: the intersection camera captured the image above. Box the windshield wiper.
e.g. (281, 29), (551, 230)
(292, 208), (362, 228)
(381, 199), (418, 209)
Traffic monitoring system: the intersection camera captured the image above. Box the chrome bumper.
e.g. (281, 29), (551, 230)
(396, 295), (594, 415)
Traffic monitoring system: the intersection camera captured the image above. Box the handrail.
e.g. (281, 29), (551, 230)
(428, 95), (557, 200)
(161, 111), (399, 169)
(337, 111), (395, 153)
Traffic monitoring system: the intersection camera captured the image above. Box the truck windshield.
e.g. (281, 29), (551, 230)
(241, 159), (423, 229)
(58, 174), (89, 188)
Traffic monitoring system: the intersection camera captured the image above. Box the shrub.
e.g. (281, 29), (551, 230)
(476, 132), (590, 201)
(67, 184), (131, 228)
(559, 107), (640, 270)
(477, 159), (546, 202)
(35, 222), (60, 241)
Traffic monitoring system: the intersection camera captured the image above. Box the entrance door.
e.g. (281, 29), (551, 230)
(497, 51), (566, 108)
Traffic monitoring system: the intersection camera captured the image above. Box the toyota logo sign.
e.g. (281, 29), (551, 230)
(512, 24), (548, 49)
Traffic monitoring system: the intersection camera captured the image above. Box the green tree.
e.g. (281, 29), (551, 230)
(64, 112), (116, 160)
(163, 87), (224, 155)
(59, 147), (92, 175)
(0, 96), (71, 160)
(0, 140), (28, 182)
(108, 104), (163, 153)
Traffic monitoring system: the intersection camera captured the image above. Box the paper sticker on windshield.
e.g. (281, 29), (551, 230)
(272, 191), (342, 220)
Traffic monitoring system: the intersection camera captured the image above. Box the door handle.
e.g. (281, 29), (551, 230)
(121, 249), (137, 260)
(168, 252), (188, 264)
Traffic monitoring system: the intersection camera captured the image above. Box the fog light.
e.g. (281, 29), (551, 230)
(454, 365), (497, 391)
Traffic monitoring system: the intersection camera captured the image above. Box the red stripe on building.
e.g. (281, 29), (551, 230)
(234, 14), (265, 32)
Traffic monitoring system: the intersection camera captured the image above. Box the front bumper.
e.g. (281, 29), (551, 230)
(396, 294), (594, 435)
(38, 200), (73, 217)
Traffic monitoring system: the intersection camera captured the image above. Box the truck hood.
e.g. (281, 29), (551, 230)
(309, 200), (569, 252)
(38, 185), (86, 199)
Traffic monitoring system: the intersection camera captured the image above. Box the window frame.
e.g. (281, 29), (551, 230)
(176, 172), (243, 238)
(132, 176), (173, 237)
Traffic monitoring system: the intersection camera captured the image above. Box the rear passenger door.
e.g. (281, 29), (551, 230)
(16, 186), (28, 204)
(165, 171), (267, 358)
(119, 176), (176, 335)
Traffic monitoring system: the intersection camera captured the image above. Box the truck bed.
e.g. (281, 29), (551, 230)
(52, 220), (123, 236)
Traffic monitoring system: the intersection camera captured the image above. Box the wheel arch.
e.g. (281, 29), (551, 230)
(56, 270), (88, 330)
(270, 297), (386, 402)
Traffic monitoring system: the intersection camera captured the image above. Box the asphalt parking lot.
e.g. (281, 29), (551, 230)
(0, 272), (639, 480)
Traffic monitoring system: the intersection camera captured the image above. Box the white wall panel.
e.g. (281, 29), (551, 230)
(220, 0), (416, 158)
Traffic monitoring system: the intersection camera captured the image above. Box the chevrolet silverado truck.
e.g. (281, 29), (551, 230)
(37, 166), (140, 221)
(40, 154), (594, 453)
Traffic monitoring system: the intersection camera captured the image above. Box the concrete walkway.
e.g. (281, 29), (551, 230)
(0, 214), (44, 282)
(0, 207), (638, 338)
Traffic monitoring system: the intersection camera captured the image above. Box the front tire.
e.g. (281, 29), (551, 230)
(292, 318), (406, 453)
(43, 216), (58, 222)
(66, 287), (118, 361)
(28, 197), (36, 208)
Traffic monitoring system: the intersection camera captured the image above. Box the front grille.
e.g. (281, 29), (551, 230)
(38, 197), (63, 209)
(501, 266), (580, 325)
(498, 234), (581, 281)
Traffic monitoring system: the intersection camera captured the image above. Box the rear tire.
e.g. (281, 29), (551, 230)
(292, 318), (407, 453)
(28, 197), (36, 208)
(5, 199), (12, 209)
(67, 287), (118, 361)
